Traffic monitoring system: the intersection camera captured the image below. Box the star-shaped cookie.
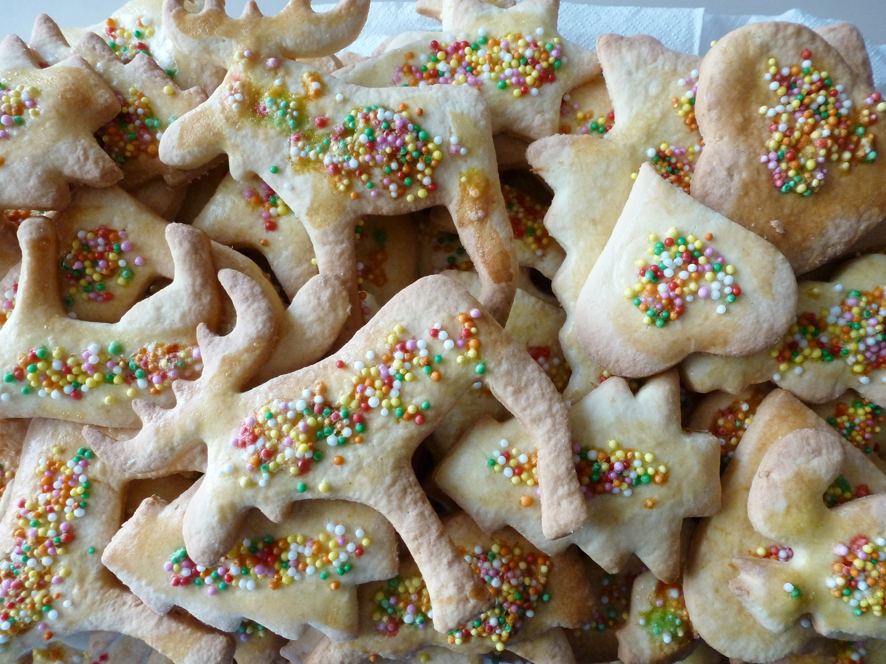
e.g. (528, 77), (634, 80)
(683, 389), (886, 662)
(527, 34), (702, 400)
(0, 35), (121, 210)
(55, 0), (226, 92)
(730, 428), (886, 640)
(435, 370), (720, 583)
(104, 482), (399, 642)
(85, 272), (587, 633)
(335, 0), (600, 141)
(0, 418), (235, 663)
(574, 162), (797, 378)
(691, 22), (886, 274)
(29, 18), (210, 188)
(680, 253), (886, 408)
(301, 511), (592, 663)
(0, 215), (221, 428)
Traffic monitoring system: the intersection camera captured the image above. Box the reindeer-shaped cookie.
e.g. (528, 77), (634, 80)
(0, 217), (220, 428)
(85, 270), (587, 633)
(0, 419), (235, 664)
(730, 427), (886, 640)
(158, 0), (518, 331)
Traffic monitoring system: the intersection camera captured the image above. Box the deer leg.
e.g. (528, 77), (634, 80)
(366, 473), (493, 634)
(302, 216), (364, 343)
(484, 327), (589, 540)
(181, 482), (251, 567)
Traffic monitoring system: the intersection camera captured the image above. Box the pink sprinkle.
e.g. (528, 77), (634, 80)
(134, 256), (145, 266)
(470, 308), (481, 318)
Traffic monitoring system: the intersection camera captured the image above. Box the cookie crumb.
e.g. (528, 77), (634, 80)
(770, 219), (785, 234)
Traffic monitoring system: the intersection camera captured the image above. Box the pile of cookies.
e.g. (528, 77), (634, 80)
(0, 0), (884, 663)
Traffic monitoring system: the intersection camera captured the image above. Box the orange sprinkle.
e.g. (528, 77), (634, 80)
(520, 496), (534, 507)
(644, 498), (657, 509)
(333, 455), (344, 465)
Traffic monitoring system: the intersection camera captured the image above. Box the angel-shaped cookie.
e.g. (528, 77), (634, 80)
(104, 483), (398, 642)
(85, 271), (587, 633)
(0, 216), (220, 427)
(158, 0), (519, 331)
(0, 35), (121, 210)
(29, 17), (209, 188)
(692, 22), (885, 274)
(336, 0), (599, 141)
(680, 253), (886, 408)
(301, 512), (592, 664)
(575, 163), (797, 378)
(683, 390), (886, 662)
(730, 428), (886, 640)
(0, 419), (235, 663)
(435, 370), (720, 583)
(527, 34), (702, 399)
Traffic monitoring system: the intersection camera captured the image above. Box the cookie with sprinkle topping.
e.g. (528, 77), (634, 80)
(336, 0), (600, 141)
(424, 269), (569, 461)
(681, 253), (886, 410)
(0, 35), (121, 210)
(55, 0), (226, 93)
(730, 427), (886, 640)
(0, 215), (221, 428)
(23, 632), (177, 664)
(435, 370), (720, 584)
(527, 34), (703, 401)
(0, 418), (235, 663)
(301, 511), (591, 663)
(159, 0), (519, 334)
(29, 18), (211, 189)
(84, 272), (587, 634)
(684, 389), (886, 662)
(104, 482), (398, 642)
(691, 22), (886, 274)
(574, 163), (797, 379)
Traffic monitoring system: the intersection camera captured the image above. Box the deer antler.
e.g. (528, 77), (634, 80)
(13, 218), (67, 324)
(197, 268), (279, 390)
(163, 0), (371, 68)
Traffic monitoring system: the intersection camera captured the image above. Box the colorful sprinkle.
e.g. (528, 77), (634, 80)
(422, 227), (473, 273)
(0, 284), (16, 327)
(637, 582), (694, 646)
(0, 446), (93, 646)
(583, 570), (638, 633)
(243, 180), (291, 234)
(672, 70), (699, 131)
(103, 16), (155, 64)
(372, 540), (549, 651)
(827, 398), (883, 456)
(642, 143), (703, 193)
(60, 227), (140, 305)
(759, 52), (881, 196)
(225, 72), (458, 201)
(708, 388), (766, 470)
(748, 543), (794, 562)
(236, 620), (268, 642)
(232, 314), (483, 489)
(825, 535), (885, 617)
(96, 89), (162, 164)
(626, 228), (740, 327)
(526, 345), (570, 392)
(559, 93), (612, 135)
(0, 83), (40, 142)
(574, 439), (668, 500)
(0, 342), (201, 402)
(393, 30), (563, 98)
(502, 184), (552, 258)
(770, 287), (886, 381)
(823, 475), (870, 507)
(356, 225), (389, 290)
(167, 523), (370, 594)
